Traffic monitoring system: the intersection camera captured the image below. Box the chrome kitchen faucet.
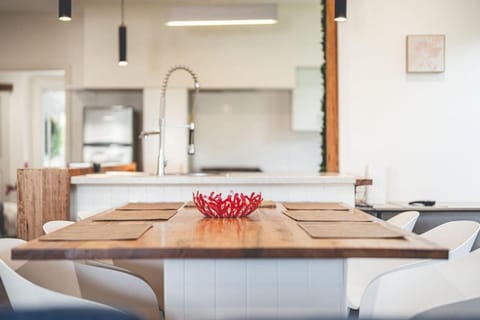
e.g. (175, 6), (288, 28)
(139, 65), (200, 176)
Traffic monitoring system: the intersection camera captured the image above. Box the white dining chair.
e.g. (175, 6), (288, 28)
(0, 259), (117, 312)
(43, 220), (74, 234)
(0, 238), (162, 320)
(68, 217), (166, 310)
(78, 210), (96, 221)
(359, 248), (480, 319)
(386, 211), (419, 232)
(113, 259), (165, 310)
(347, 220), (480, 310)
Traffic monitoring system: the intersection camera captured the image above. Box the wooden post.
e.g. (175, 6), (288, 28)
(16, 163), (137, 240)
(326, 0), (339, 172)
(17, 169), (70, 240)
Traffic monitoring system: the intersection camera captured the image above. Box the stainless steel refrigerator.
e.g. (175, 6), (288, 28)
(82, 106), (134, 164)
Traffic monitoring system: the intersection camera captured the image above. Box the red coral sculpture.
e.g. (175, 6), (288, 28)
(193, 191), (263, 218)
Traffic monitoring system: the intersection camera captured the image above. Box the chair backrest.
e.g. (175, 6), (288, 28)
(43, 220), (74, 234)
(0, 239), (158, 319)
(78, 211), (96, 221)
(0, 259), (116, 311)
(75, 263), (161, 320)
(421, 221), (480, 259)
(387, 211), (419, 232)
(360, 248), (480, 319)
(0, 238), (27, 271)
(0, 237), (82, 298)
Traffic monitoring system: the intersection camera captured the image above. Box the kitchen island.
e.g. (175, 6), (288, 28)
(70, 172), (357, 220)
(13, 205), (447, 320)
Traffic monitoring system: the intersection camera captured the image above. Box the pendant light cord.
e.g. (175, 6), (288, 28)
(121, 0), (125, 25)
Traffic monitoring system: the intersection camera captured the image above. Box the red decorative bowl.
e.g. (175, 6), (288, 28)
(193, 191), (263, 218)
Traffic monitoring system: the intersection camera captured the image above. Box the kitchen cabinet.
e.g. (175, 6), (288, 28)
(292, 67), (324, 132)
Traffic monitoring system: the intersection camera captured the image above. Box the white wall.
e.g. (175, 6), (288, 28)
(82, 0), (322, 88)
(0, 72), (32, 187)
(0, 12), (83, 86)
(0, 71), (63, 190)
(338, 0), (480, 202)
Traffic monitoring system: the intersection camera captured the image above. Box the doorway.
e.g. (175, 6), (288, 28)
(0, 70), (67, 194)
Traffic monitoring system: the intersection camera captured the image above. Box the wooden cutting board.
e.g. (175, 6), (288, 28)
(117, 202), (184, 211)
(282, 202), (350, 211)
(93, 210), (177, 221)
(298, 221), (405, 239)
(283, 210), (372, 222)
(40, 224), (152, 241)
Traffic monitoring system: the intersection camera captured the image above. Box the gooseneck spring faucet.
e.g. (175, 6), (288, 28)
(139, 65), (200, 176)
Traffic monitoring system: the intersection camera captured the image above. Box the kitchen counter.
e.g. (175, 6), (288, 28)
(71, 172), (356, 185)
(70, 172), (358, 220)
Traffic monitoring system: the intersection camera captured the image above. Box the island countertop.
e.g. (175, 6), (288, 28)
(12, 206), (448, 260)
(70, 172), (357, 185)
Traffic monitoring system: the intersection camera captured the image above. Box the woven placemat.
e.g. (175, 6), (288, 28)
(117, 202), (184, 211)
(40, 224), (152, 241)
(298, 222), (404, 239)
(283, 210), (371, 222)
(93, 210), (177, 221)
(261, 200), (276, 209)
(282, 202), (350, 211)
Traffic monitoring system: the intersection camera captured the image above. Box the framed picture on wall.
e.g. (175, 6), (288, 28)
(406, 34), (445, 73)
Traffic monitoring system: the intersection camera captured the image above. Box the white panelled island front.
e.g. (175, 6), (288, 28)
(70, 172), (357, 220)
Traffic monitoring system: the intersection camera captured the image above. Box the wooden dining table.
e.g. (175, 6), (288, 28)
(12, 204), (448, 320)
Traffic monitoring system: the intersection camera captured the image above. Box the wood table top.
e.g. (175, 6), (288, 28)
(12, 206), (448, 260)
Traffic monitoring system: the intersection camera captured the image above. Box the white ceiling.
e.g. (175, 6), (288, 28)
(0, 0), (318, 13)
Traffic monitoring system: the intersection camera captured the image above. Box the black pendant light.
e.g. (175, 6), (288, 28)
(58, 0), (72, 21)
(119, 0), (128, 66)
(334, 0), (347, 22)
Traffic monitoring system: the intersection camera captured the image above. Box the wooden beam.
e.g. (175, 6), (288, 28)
(0, 84), (13, 92)
(325, 0), (339, 172)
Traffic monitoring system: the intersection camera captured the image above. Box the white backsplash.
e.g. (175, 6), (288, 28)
(191, 90), (321, 173)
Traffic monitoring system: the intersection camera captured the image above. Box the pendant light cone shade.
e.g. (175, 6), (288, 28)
(118, 25), (128, 66)
(334, 0), (347, 22)
(58, 0), (72, 21)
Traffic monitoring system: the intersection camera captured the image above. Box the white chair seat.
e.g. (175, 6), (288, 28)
(412, 296), (480, 319)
